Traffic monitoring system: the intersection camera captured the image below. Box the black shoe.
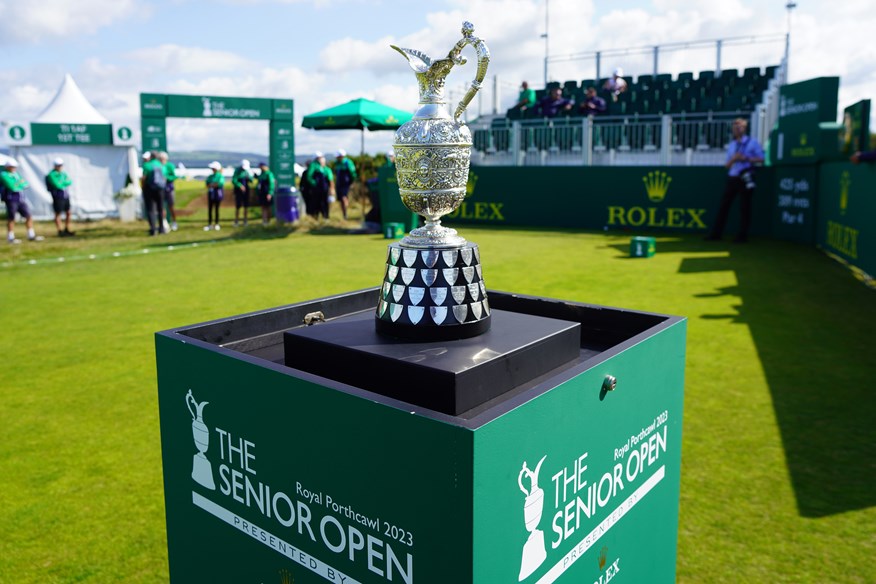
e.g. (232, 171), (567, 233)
(64, 229), (75, 237)
(58, 230), (65, 237)
(703, 235), (721, 241)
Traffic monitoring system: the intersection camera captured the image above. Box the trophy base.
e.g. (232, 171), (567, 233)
(192, 453), (216, 490)
(519, 529), (547, 580)
(376, 241), (490, 341)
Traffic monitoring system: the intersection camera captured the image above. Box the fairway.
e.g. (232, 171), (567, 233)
(1, 221), (874, 583)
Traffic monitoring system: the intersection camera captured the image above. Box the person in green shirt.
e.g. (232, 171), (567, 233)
(508, 80), (536, 115)
(2, 159), (43, 243)
(141, 151), (168, 236)
(256, 162), (276, 226)
(332, 149), (357, 220)
(158, 152), (179, 231)
(46, 158), (74, 237)
(305, 152), (334, 220)
(232, 159), (253, 227)
(204, 161), (225, 231)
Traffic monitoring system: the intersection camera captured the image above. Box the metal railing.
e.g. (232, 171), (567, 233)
(471, 112), (743, 167)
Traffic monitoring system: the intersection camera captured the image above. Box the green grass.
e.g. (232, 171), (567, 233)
(1, 214), (874, 583)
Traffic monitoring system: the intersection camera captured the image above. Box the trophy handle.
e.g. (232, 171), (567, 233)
(453, 22), (490, 121)
(185, 389), (197, 420)
(518, 463), (531, 496)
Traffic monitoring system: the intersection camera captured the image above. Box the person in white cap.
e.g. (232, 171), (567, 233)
(204, 161), (225, 231)
(602, 67), (628, 102)
(1, 159), (44, 243)
(46, 158), (74, 237)
(332, 149), (357, 220)
(232, 159), (253, 227)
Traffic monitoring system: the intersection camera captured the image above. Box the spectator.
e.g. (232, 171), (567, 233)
(204, 161), (224, 231)
(578, 86), (607, 116)
(256, 162), (275, 226)
(305, 152), (334, 220)
(705, 118), (764, 243)
(537, 87), (573, 118)
(141, 151), (167, 236)
(158, 152), (179, 231)
(232, 159), (253, 227)
(508, 81), (537, 115)
(850, 150), (876, 163)
(333, 149), (357, 220)
(46, 158), (74, 237)
(1, 159), (43, 243)
(602, 68), (628, 102)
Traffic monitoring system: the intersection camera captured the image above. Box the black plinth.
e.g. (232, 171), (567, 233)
(284, 308), (580, 415)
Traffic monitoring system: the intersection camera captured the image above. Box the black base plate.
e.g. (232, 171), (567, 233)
(284, 308), (581, 415)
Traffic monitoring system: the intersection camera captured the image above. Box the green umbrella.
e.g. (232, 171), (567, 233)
(301, 98), (413, 154)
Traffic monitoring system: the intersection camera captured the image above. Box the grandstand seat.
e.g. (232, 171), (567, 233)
(743, 66), (761, 80)
(580, 79), (596, 90)
(546, 81), (561, 90)
(765, 65), (778, 79)
(655, 73), (672, 83)
(637, 74), (653, 87)
(677, 71), (694, 83)
(563, 80), (578, 94)
(698, 70), (716, 81)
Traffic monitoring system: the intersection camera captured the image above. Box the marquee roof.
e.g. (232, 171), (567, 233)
(35, 74), (110, 124)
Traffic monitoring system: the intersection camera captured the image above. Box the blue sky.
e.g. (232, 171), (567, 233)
(1, 0), (873, 156)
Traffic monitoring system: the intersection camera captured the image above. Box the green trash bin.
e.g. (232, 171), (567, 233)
(384, 222), (405, 239)
(630, 236), (656, 258)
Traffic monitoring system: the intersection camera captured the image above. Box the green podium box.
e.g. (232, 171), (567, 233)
(156, 289), (686, 584)
(630, 236), (656, 258)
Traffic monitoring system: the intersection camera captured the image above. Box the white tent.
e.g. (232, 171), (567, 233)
(9, 74), (138, 220)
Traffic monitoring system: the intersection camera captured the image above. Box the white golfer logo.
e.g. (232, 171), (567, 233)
(202, 97), (213, 117)
(518, 455), (547, 580)
(186, 389), (216, 490)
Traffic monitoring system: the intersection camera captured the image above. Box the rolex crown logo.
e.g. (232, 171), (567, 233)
(800, 133), (807, 146)
(279, 568), (294, 584)
(466, 170), (479, 197)
(642, 171), (671, 202)
(599, 546), (608, 570)
(839, 171), (851, 215)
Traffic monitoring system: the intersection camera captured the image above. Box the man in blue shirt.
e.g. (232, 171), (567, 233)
(705, 118), (764, 243)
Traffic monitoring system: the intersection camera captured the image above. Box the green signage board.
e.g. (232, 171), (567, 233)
(775, 77), (839, 165)
(167, 95), (274, 120)
(273, 99), (295, 122)
(772, 166), (818, 244)
(816, 161), (876, 280)
(378, 166), (774, 235)
(270, 120), (296, 188)
(141, 118), (167, 153)
(377, 166), (419, 231)
(840, 99), (871, 156)
(30, 123), (113, 146)
(156, 290), (687, 584)
(141, 93), (168, 118)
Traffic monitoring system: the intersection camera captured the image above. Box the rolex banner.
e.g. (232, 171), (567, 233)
(379, 166), (774, 235)
(816, 161), (876, 283)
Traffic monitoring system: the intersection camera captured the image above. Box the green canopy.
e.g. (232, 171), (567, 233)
(301, 98), (413, 153)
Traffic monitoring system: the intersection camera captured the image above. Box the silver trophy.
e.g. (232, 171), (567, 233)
(376, 22), (491, 340)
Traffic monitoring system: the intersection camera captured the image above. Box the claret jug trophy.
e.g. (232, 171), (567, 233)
(375, 22), (491, 340)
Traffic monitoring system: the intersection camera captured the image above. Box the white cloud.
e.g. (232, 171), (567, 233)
(125, 45), (258, 76)
(0, 0), (139, 44)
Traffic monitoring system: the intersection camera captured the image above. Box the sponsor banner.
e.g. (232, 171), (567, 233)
(140, 93), (167, 118)
(775, 77), (839, 165)
(377, 166), (774, 234)
(167, 95), (274, 120)
(141, 118), (167, 153)
(817, 162), (876, 281)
